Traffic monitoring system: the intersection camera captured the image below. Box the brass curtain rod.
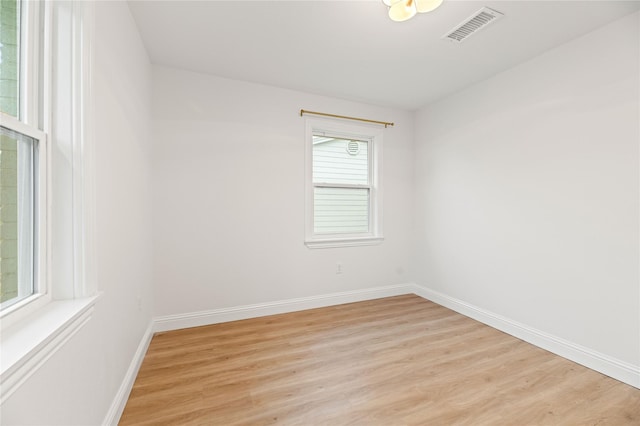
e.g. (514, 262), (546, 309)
(300, 109), (394, 128)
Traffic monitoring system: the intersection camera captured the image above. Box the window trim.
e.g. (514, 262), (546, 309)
(304, 117), (384, 248)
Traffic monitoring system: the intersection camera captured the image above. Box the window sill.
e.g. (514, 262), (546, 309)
(305, 236), (384, 249)
(0, 294), (100, 403)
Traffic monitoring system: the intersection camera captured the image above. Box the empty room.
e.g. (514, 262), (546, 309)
(1, 0), (639, 424)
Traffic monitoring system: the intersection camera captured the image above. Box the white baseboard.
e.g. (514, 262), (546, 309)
(153, 283), (414, 333)
(102, 320), (154, 426)
(411, 283), (640, 389)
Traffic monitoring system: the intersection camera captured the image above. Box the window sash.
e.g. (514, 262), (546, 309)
(312, 137), (370, 186)
(313, 186), (370, 235)
(0, 113), (47, 316)
(0, 124), (36, 311)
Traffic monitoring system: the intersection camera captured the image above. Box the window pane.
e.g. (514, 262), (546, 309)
(0, 125), (34, 310)
(314, 187), (369, 234)
(0, 0), (21, 117)
(313, 136), (368, 185)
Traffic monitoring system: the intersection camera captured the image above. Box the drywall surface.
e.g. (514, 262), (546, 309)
(151, 66), (414, 317)
(413, 12), (640, 367)
(0, 2), (154, 424)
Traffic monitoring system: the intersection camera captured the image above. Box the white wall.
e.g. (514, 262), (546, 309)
(0, 2), (154, 424)
(3, 6), (638, 425)
(151, 66), (414, 317)
(413, 12), (639, 372)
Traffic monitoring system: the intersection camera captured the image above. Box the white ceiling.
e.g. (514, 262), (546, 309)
(128, 0), (640, 110)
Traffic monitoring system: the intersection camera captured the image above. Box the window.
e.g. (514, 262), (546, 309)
(0, 0), (48, 314)
(0, 0), (98, 403)
(305, 118), (383, 248)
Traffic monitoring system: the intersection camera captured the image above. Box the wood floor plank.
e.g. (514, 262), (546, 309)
(119, 295), (640, 425)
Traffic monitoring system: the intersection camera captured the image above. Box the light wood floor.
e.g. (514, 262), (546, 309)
(119, 295), (640, 425)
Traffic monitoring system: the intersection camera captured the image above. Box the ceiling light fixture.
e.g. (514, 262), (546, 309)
(383, 0), (443, 22)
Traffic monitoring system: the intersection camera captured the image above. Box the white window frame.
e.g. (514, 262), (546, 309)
(0, 0), (51, 325)
(305, 118), (384, 248)
(0, 0), (98, 404)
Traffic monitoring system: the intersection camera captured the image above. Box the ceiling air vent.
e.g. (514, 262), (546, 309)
(442, 7), (504, 43)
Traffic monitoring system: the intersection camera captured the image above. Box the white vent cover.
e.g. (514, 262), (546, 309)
(346, 141), (360, 156)
(443, 7), (504, 43)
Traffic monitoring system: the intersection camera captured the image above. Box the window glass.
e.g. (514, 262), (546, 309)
(0, 0), (21, 117)
(312, 135), (371, 235)
(314, 187), (369, 234)
(313, 137), (369, 185)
